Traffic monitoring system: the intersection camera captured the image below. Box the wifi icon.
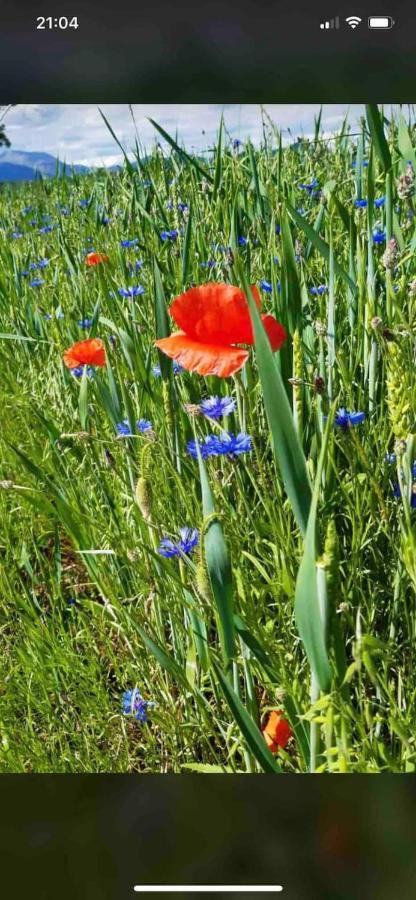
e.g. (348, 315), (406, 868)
(346, 15), (362, 28)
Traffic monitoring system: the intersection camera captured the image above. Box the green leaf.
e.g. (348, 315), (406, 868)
(286, 202), (357, 295)
(153, 261), (171, 380)
(294, 411), (334, 693)
(366, 104), (392, 173)
(239, 270), (312, 536)
(213, 662), (281, 773)
(196, 447), (235, 666)
(78, 366), (89, 431)
(281, 209), (302, 333)
(149, 118), (212, 182)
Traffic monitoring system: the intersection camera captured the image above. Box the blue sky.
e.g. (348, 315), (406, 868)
(3, 104), (370, 166)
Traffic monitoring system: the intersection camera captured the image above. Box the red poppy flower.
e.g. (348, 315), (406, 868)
(63, 338), (106, 369)
(85, 252), (109, 266)
(262, 710), (293, 753)
(154, 283), (286, 378)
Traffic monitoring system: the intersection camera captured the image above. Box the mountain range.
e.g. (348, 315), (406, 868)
(0, 150), (90, 182)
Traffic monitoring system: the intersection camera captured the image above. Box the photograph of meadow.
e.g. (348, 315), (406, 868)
(1, 103), (416, 773)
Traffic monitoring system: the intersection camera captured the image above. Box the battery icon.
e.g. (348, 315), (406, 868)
(368, 16), (395, 28)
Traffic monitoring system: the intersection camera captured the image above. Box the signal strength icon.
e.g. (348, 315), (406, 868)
(320, 16), (340, 29)
(346, 15), (362, 28)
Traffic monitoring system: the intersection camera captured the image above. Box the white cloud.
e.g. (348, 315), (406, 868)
(3, 103), (374, 166)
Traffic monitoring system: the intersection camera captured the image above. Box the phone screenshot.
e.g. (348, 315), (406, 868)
(1, 2), (416, 898)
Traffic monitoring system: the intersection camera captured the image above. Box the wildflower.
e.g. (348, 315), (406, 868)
(334, 408), (365, 428)
(85, 252), (109, 266)
(200, 260), (217, 268)
(79, 199), (90, 209)
(122, 687), (153, 723)
(232, 138), (242, 150)
(127, 260), (143, 275)
(187, 432), (252, 458)
(120, 238), (139, 248)
(275, 224), (281, 235)
(158, 527), (199, 558)
(373, 228), (386, 245)
(29, 278), (44, 288)
(397, 162), (415, 200)
(199, 396), (236, 419)
(11, 231), (23, 239)
(160, 229), (178, 241)
(382, 238), (399, 270)
(30, 258), (50, 270)
(178, 202), (189, 212)
(154, 283), (286, 378)
(152, 360), (184, 377)
(263, 710), (293, 752)
(355, 199), (368, 208)
(77, 318), (94, 328)
(238, 236), (248, 246)
(70, 365), (95, 378)
(260, 280), (273, 293)
(118, 285), (145, 298)
(299, 178), (319, 194)
(374, 197), (385, 208)
(116, 418), (153, 436)
(352, 159), (369, 168)
(63, 338), (106, 369)
(310, 285), (327, 295)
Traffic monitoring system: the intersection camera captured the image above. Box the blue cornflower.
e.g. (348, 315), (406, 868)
(373, 229), (386, 244)
(29, 278), (44, 288)
(199, 396), (236, 419)
(70, 365), (94, 378)
(275, 224), (281, 235)
(122, 688), (153, 723)
(101, 216), (111, 225)
(187, 432), (252, 458)
(310, 285), (328, 295)
(178, 202), (189, 212)
(60, 206), (70, 216)
(352, 160), (369, 168)
(11, 231), (23, 239)
(355, 199), (368, 208)
(30, 220), (38, 227)
(374, 197), (385, 208)
(116, 418), (153, 436)
(260, 280), (273, 293)
(30, 258), (50, 270)
(158, 527), (199, 558)
(392, 482), (416, 507)
(160, 229), (178, 241)
(300, 179), (319, 194)
(77, 318), (94, 328)
(22, 206), (32, 214)
(39, 225), (54, 233)
(120, 238), (139, 248)
(334, 408), (366, 428)
(232, 138), (242, 150)
(79, 199), (90, 209)
(166, 201), (174, 210)
(152, 361), (184, 377)
(238, 236), (248, 246)
(118, 285), (145, 298)
(127, 260), (143, 275)
(200, 260), (217, 268)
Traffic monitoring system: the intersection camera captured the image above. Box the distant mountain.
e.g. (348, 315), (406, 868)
(0, 150), (90, 182)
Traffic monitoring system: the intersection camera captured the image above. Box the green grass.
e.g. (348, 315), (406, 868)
(1, 105), (416, 773)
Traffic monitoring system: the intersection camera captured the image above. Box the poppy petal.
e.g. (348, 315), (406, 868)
(155, 333), (249, 378)
(63, 338), (106, 369)
(85, 252), (109, 266)
(260, 315), (287, 351)
(169, 283), (261, 345)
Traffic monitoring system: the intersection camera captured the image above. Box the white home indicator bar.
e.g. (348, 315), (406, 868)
(134, 887), (283, 894)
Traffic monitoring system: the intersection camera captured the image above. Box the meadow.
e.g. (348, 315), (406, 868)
(1, 104), (416, 773)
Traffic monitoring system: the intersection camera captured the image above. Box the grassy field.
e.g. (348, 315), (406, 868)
(1, 105), (416, 773)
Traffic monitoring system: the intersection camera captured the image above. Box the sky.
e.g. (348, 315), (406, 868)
(2, 104), (370, 167)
